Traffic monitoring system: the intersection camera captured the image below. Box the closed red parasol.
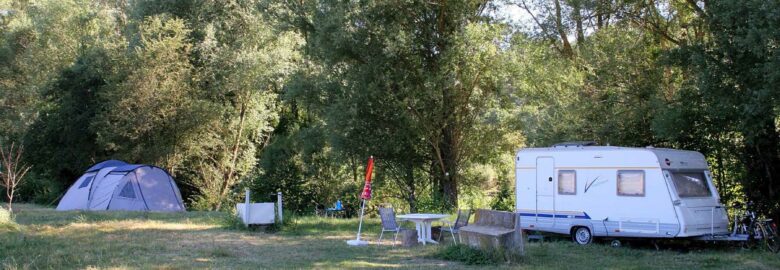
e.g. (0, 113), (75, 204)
(360, 156), (374, 200)
(347, 155), (375, 246)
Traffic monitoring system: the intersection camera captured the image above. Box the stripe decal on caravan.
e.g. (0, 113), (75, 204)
(517, 210), (591, 219)
(516, 166), (658, 170)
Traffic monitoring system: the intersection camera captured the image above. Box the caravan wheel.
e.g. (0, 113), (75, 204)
(572, 227), (592, 245)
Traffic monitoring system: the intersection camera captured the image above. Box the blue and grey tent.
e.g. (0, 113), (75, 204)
(56, 160), (185, 212)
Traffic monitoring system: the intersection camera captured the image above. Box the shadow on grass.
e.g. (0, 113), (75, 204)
(5, 205), (780, 269)
(279, 216), (383, 236)
(2, 206), (451, 269)
(1, 220), (449, 269)
(14, 208), (229, 227)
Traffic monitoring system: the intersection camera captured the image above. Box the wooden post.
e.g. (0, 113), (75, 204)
(244, 189), (251, 227)
(512, 212), (525, 255)
(277, 192), (283, 223)
(401, 229), (419, 247)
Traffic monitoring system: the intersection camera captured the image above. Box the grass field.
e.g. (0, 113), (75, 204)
(1, 204), (780, 269)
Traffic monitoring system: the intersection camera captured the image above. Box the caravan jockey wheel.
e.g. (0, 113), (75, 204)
(572, 227), (592, 245)
(611, 239), (622, 248)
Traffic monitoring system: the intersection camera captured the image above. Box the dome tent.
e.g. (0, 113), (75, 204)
(57, 161), (185, 212)
(56, 160), (129, 211)
(85, 160), (128, 173)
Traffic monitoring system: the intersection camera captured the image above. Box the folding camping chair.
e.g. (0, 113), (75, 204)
(438, 209), (471, 244)
(378, 206), (402, 246)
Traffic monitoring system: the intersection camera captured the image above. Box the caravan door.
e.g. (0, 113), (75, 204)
(536, 157), (555, 228)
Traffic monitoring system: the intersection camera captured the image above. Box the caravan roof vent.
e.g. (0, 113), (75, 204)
(552, 141), (598, 148)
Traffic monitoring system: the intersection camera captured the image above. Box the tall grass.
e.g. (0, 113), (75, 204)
(433, 244), (502, 265)
(0, 207), (18, 231)
(3, 204), (780, 269)
(433, 244), (523, 265)
(219, 208), (300, 232)
(0, 207), (10, 222)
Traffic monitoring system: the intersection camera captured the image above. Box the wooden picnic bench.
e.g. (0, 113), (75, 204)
(458, 209), (524, 255)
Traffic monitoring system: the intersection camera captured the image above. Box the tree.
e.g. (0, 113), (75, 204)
(92, 15), (201, 174)
(664, 0), (780, 219)
(123, 1), (301, 210)
(19, 1), (300, 209)
(277, 0), (510, 210)
(511, 0), (776, 215)
(0, 142), (31, 212)
(0, 0), (117, 142)
(14, 0), (128, 191)
(24, 47), (124, 187)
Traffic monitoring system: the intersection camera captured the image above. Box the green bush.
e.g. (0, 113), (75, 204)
(15, 172), (64, 205)
(265, 209), (298, 233)
(433, 244), (503, 265)
(490, 177), (515, 211)
(220, 212), (249, 230)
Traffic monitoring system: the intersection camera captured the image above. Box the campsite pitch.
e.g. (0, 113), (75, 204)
(1, 204), (779, 269)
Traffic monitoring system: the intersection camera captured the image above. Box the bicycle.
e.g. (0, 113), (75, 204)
(731, 202), (780, 253)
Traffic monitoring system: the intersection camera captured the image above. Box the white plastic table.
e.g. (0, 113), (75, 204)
(396, 213), (450, 245)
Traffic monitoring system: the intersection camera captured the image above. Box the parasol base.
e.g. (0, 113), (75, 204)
(346, 239), (369, 246)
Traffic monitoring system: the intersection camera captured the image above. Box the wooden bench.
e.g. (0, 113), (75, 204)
(458, 209), (524, 255)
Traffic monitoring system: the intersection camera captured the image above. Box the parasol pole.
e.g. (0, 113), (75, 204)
(347, 156), (374, 246)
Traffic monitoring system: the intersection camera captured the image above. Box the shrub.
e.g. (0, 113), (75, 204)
(433, 244), (502, 265)
(15, 172), (64, 205)
(220, 213), (248, 230)
(267, 209), (298, 233)
(490, 177), (515, 211)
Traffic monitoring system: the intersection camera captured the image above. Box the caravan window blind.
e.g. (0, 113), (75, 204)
(558, 170), (576, 195)
(617, 170), (645, 196)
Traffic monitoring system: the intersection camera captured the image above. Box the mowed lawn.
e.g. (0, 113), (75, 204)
(1, 205), (779, 269)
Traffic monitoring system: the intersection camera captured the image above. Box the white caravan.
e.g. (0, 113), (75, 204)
(515, 144), (729, 245)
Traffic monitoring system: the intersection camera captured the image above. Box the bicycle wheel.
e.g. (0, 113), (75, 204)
(760, 222), (780, 253)
(744, 224), (763, 250)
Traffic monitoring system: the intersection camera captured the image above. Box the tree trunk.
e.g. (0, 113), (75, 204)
(215, 101), (248, 211)
(441, 131), (459, 210)
(596, 0), (610, 29)
(597, 10), (604, 29)
(352, 155), (359, 184)
(554, 0), (574, 58)
(434, 81), (460, 210)
(572, 0), (585, 44)
(405, 161), (417, 213)
(6, 185), (13, 213)
(439, 121), (459, 209)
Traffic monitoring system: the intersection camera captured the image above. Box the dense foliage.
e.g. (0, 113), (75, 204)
(0, 0), (777, 219)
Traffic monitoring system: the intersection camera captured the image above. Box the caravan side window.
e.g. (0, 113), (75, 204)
(558, 170), (576, 195)
(617, 170), (645, 196)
